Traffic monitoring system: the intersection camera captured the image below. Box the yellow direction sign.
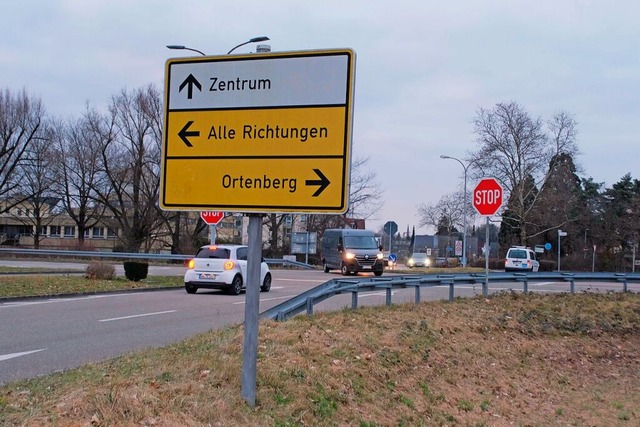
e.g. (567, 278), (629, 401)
(160, 49), (356, 213)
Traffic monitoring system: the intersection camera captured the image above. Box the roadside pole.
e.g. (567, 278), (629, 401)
(483, 217), (489, 297)
(209, 225), (216, 245)
(241, 213), (262, 406)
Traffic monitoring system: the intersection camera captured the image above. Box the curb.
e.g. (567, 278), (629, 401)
(0, 285), (183, 303)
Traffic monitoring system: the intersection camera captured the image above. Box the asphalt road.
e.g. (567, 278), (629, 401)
(0, 268), (334, 385)
(1, 264), (637, 385)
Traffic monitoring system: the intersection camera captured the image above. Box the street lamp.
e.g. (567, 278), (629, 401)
(440, 154), (476, 267)
(165, 45), (205, 56)
(166, 36), (270, 56)
(227, 36), (270, 54)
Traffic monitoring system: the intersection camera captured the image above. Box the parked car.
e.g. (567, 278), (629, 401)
(504, 246), (540, 272)
(183, 244), (272, 295)
(406, 252), (431, 268)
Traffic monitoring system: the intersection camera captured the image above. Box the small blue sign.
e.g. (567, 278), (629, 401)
(544, 242), (552, 251)
(388, 253), (397, 263)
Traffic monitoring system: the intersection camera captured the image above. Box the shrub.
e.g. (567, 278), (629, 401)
(86, 261), (116, 280)
(123, 261), (149, 282)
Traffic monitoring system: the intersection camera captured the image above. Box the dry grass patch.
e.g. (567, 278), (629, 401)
(0, 275), (181, 298)
(1, 292), (638, 426)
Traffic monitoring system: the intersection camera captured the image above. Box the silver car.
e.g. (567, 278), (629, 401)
(407, 253), (431, 268)
(183, 244), (272, 295)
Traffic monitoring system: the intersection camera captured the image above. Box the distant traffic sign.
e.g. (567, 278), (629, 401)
(201, 211), (224, 225)
(384, 221), (398, 236)
(160, 49), (356, 213)
(473, 178), (503, 216)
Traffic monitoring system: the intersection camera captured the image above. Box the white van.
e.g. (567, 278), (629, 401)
(321, 229), (384, 276)
(505, 246), (540, 272)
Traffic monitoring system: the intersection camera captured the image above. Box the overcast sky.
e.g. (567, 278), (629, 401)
(3, 1), (639, 235)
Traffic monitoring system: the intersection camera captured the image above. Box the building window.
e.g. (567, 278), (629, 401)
(17, 225), (31, 236)
(50, 226), (61, 237)
(92, 227), (104, 238)
(38, 226), (47, 236)
(107, 228), (118, 238)
(64, 226), (75, 237)
(84, 229), (90, 238)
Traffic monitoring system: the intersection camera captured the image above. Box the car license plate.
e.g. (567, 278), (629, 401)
(363, 266), (371, 270)
(199, 273), (216, 280)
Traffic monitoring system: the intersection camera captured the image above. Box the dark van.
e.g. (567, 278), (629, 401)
(321, 229), (384, 276)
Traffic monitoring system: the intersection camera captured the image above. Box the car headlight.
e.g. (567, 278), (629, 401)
(345, 252), (356, 260)
(377, 253), (384, 259)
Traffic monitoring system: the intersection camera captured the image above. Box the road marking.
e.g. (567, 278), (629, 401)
(1, 293), (145, 309)
(0, 348), (46, 362)
(99, 310), (177, 322)
(359, 291), (398, 298)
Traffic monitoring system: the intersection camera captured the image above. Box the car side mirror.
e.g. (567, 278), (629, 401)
(379, 245), (383, 251)
(337, 244), (343, 252)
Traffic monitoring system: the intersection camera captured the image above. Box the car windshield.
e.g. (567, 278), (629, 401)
(413, 253), (428, 260)
(344, 235), (379, 249)
(508, 249), (527, 259)
(195, 247), (231, 259)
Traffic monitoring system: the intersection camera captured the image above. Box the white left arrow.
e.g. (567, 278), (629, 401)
(0, 348), (46, 362)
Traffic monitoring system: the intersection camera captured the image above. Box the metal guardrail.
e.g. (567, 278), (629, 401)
(0, 248), (313, 269)
(259, 271), (640, 322)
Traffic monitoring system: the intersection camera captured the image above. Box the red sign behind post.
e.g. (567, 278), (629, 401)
(473, 178), (503, 216)
(200, 211), (225, 225)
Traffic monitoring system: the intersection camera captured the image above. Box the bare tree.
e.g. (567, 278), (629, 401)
(416, 191), (471, 235)
(345, 155), (384, 220)
(0, 88), (45, 212)
(12, 124), (61, 248)
(469, 102), (579, 244)
(91, 85), (164, 252)
(49, 112), (109, 248)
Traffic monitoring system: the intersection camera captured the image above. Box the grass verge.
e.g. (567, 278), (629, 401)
(0, 275), (182, 299)
(1, 291), (638, 425)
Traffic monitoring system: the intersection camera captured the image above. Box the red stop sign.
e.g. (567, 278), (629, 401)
(200, 211), (225, 225)
(473, 178), (503, 216)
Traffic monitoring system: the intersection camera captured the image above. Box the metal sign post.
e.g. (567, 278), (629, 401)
(472, 178), (503, 298)
(484, 217), (489, 297)
(241, 214), (262, 406)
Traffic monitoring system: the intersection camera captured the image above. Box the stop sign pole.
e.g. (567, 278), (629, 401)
(473, 178), (503, 298)
(200, 211), (224, 244)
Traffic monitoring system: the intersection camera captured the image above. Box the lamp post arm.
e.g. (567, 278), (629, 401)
(227, 41), (250, 54)
(228, 36), (269, 54)
(166, 45), (206, 56)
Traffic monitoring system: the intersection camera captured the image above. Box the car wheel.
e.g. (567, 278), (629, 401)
(340, 263), (350, 276)
(185, 283), (197, 294)
(228, 275), (243, 295)
(323, 262), (330, 273)
(260, 273), (272, 292)
(373, 269), (383, 277)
